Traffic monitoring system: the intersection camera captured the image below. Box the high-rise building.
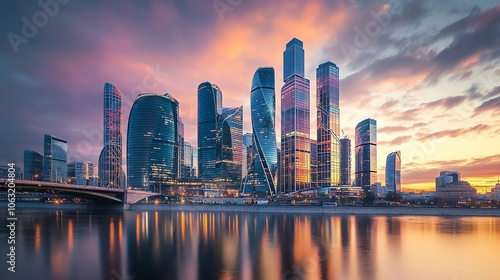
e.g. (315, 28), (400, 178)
(283, 38), (305, 81)
(217, 106), (243, 188)
(354, 118), (377, 189)
(340, 137), (351, 185)
(43, 134), (67, 183)
(24, 150), (43, 181)
(310, 140), (318, 189)
(316, 61), (340, 188)
(178, 117), (184, 179)
(98, 83), (125, 188)
(192, 148), (199, 177)
(242, 133), (253, 182)
(385, 151), (401, 193)
(281, 38), (311, 192)
(181, 142), (194, 178)
(68, 161), (94, 185)
(127, 93), (179, 190)
(197, 82), (223, 180)
(243, 67), (278, 195)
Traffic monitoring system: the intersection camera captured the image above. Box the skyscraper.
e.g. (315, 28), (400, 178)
(340, 137), (351, 185)
(217, 106), (243, 188)
(43, 134), (67, 183)
(127, 93), (179, 190)
(316, 61), (340, 188)
(197, 82), (223, 180)
(181, 142), (194, 178)
(178, 117), (185, 179)
(283, 38), (305, 81)
(385, 151), (401, 193)
(24, 150), (43, 181)
(98, 83), (125, 188)
(281, 38), (311, 192)
(355, 118), (377, 189)
(243, 67), (278, 195)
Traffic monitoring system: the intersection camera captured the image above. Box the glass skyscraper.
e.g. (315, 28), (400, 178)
(68, 161), (94, 185)
(98, 83), (125, 188)
(43, 134), (67, 183)
(24, 150), (43, 181)
(243, 67), (278, 195)
(340, 137), (351, 186)
(281, 38), (311, 192)
(283, 38), (305, 81)
(386, 151), (401, 193)
(127, 93), (179, 190)
(316, 61), (340, 188)
(355, 118), (377, 189)
(217, 106), (243, 188)
(197, 82), (223, 180)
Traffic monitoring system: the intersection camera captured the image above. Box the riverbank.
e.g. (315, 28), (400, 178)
(129, 203), (500, 217)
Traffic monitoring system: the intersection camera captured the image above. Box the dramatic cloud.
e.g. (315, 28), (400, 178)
(416, 124), (491, 141)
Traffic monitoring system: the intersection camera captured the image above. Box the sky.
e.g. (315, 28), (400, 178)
(1, 0), (499, 192)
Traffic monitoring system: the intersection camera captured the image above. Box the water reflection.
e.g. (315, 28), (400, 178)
(1, 209), (500, 280)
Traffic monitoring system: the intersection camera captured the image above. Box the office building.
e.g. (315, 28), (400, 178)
(386, 151), (401, 193)
(127, 93), (179, 190)
(354, 118), (377, 189)
(316, 61), (340, 188)
(43, 134), (67, 183)
(98, 83), (125, 188)
(340, 137), (351, 185)
(24, 150), (43, 181)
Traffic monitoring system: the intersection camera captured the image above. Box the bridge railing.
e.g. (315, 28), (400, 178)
(0, 179), (124, 192)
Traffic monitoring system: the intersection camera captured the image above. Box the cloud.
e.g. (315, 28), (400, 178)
(416, 124), (491, 141)
(379, 135), (412, 146)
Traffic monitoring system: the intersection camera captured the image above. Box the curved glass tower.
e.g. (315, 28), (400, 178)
(127, 93), (179, 190)
(355, 118), (377, 189)
(98, 83), (125, 188)
(243, 67), (278, 195)
(386, 151), (401, 193)
(197, 82), (222, 180)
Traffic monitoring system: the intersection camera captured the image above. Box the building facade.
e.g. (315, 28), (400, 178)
(127, 93), (179, 190)
(316, 61), (340, 188)
(281, 38), (311, 193)
(197, 82), (223, 180)
(385, 151), (401, 193)
(340, 137), (351, 185)
(68, 161), (94, 185)
(24, 150), (43, 181)
(43, 134), (67, 183)
(217, 106), (243, 189)
(98, 83), (125, 188)
(354, 118), (377, 189)
(436, 171), (460, 188)
(243, 67), (278, 195)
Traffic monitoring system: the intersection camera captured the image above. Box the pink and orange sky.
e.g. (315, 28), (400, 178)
(1, 0), (499, 192)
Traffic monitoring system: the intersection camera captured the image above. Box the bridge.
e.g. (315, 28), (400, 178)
(0, 179), (159, 204)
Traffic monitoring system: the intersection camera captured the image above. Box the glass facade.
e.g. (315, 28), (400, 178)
(43, 134), (67, 183)
(281, 76), (311, 192)
(98, 83), (125, 188)
(243, 67), (278, 195)
(385, 151), (401, 193)
(340, 138), (351, 186)
(68, 161), (94, 185)
(283, 38), (305, 81)
(197, 82), (223, 180)
(217, 106), (243, 189)
(24, 150), (43, 181)
(178, 117), (184, 179)
(127, 93), (179, 190)
(181, 142), (194, 178)
(354, 118), (377, 188)
(316, 61), (340, 188)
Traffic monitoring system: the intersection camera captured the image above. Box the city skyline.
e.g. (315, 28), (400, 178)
(1, 0), (499, 192)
